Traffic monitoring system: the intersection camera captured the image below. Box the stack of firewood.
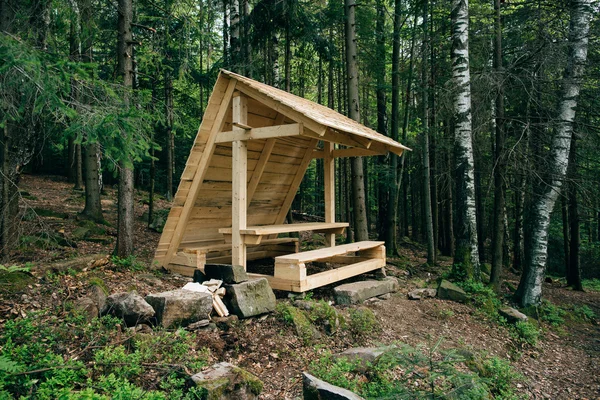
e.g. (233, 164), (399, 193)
(203, 279), (229, 317)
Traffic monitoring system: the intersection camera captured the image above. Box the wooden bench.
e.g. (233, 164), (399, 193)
(178, 237), (299, 272)
(247, 241), (385, 292)
(218, 222), (348, 244)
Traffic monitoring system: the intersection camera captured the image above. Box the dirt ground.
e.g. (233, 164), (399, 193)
(2, 174), (600, 399)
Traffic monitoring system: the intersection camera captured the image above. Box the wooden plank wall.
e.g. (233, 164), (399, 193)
(156, 75), (320, 271)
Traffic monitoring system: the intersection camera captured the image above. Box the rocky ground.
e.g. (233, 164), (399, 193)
(1, 174), (599, 399)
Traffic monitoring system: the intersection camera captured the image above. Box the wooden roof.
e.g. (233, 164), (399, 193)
(221, 70), (411, 155)
(154, 70), (409, 271)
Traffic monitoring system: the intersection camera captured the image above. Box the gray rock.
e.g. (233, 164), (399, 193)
(88, 285), (107, 311)
(334, 277), (399, 305)
(407, 288), (437, 300)
(204, 264), (248, 284)
(145, 289), (213, 328)
(302, 372), (364, 400)
(190, 362), (263, 399)
(102, 292), (155, 327)
(437, 280), (467, 303)
(294, 300), (315, 311)
(226, 278), (276, 318)
(377, 293), (392, 300)
(332, 347), (389, 372)
(499, 307), (528, 323)
(74, 297), (98, 322)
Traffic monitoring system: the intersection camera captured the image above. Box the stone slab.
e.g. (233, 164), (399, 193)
(225, 278), (276, 318)
(334, 277), (398, 305)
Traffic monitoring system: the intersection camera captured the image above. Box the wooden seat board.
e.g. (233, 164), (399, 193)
(276, 240), (383, 263)
(219, 222), (349, 236)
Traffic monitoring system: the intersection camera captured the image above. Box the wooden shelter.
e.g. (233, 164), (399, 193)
(154, 70), (410, 292)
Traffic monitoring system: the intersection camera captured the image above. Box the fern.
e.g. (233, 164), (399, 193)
(0, 265), (31, 273)
(0, 355), (24, 375)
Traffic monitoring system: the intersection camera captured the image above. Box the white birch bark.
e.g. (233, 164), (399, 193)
(230, 0), (240, 71)
(516, 0), (591, 307)
(451, 0), (480, 278)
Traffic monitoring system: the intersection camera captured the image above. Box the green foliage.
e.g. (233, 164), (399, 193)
(0, 312), (210, 399)
(348, 307), (379, 337)
(573, 305), (596, 322)
(539, 300), (566, 327)
(276, 302), (318, 344)
(308, 300), (344, 334)
(310, 342), (523, 399)
(511, 321), (540, 346)
(582, 279), (600, 292)
(458, 280), (502, 317)
(0, 265), (31, 273)
(110, 255), (146, 272)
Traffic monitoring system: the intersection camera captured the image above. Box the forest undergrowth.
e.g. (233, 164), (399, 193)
(0, 175), (598, 399)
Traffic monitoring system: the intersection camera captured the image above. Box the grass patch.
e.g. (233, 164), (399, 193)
(582, 279), (600, 292)
(110, 255), (147, 272)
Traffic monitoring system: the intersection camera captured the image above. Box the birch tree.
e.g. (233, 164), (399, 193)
(515, 0), (592, 306)
(451, 0), (479, 279)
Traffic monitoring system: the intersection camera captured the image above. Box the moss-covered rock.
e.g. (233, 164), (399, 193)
(190, 362), (263, 400)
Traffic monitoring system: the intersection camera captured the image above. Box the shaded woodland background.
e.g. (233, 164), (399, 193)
(1, 0), (599, 302)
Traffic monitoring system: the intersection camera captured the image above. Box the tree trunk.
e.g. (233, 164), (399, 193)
(451, 0), (479, 279)
(421, 0), (435, 264)
(115, 0), (135, 257)
(490, 0), (505, 291)
(375, 0), (388, 243)
(165, 69), (174, 200)
(387, 0), (409, 254)
(230, 0), (240, 72)
(345, 0), (369, 242)
(78, 0), (103, 222)
(515, 0), (591, 307)
(513, 173), (525, 271)
(567, 134), (582, 290)
(223, 0), (229, 67)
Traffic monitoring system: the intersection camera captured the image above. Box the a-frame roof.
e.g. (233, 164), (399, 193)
(221, 70), (411, 155)
(154, 70), (410, 271)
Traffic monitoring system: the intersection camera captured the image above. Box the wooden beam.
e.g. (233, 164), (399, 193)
(219, 222), (349, 235)
(232, 121), (252, 130)
(232, 80), (328, 136)
(313, 147), (386, 159)
(216, 123), (302, 143)
(163, 77), (237, 267)
(246, 113), (285, 205)
(232, 94), (248, 268)
(324, 141), (335, 247)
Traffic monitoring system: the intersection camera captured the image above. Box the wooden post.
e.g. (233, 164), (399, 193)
(232, 92), (248, 268)
(324, 141), (335, 246)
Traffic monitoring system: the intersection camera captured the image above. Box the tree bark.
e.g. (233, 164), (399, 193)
(345, 0), (369, 241)
(375, 0), (388, 243)
(490, 0), (505, 291)
(515, 0), (591, 307)
(451, 0), (479, 279)
(115, 0), (135, 257)
(567, 134), (582, 290)
(421, 0), (435, 264)
(79, 0), (103, 222)
(165, 69), (174, 201)
(230, 0), (240, 72)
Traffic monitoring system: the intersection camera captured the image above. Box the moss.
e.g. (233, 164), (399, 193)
(88, 277), (109, 294)
(233, 366), (263, 395)
(32, 207), (68, 219)
(0, 271), (35, 293)
(276, 303), (320, 344)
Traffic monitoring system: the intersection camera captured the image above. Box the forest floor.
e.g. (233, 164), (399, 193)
(1, 174), (599, 399)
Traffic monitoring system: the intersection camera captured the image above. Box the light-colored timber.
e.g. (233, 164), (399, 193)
(154, 70), (409, 291)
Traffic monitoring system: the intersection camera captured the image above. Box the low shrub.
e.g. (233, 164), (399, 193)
(348, 307), (379, 337)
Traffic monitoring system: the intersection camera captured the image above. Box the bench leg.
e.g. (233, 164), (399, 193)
(358, 245), (386, 276)
(274, 261), (307, 282)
